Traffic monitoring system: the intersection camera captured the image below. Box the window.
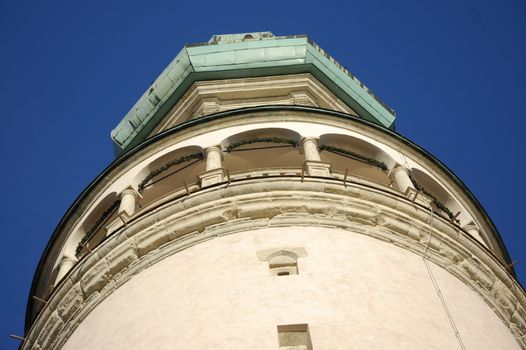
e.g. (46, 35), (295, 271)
(268, 251), (298, 276)
(277, 324), (312, 350)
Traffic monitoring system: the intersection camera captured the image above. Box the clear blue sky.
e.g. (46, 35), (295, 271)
(1, 0), (525, 347)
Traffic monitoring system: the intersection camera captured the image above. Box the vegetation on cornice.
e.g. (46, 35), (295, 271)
(226, 137), (298, 152)
(319, 144), (388, 171)
(75, 199), (121, 257)
(138, 152), (204, 191)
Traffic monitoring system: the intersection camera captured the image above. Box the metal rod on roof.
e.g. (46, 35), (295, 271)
(505, 260), (518, 270)
(9, 334), (26, 342)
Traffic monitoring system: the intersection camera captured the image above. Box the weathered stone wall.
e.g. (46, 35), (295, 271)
(60, 227), (520, 350)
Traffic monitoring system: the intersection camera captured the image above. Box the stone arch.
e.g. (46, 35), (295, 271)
(319, 133), (395, 186)
(220, 127), (303, 175)
(410, 168), (463, 223)
(57, 191), (120, 263)
(134, 145), (205, 207)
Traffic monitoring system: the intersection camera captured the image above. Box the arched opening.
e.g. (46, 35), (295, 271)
(75, 191), (119, 257)
(136, 145), (205, 207)
(319, 134), (394, 186)
(410, 168), (462, 223)
(221, 128), (303, 178)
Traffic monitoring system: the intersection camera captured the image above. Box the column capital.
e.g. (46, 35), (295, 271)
(121, 186), (142, 199)
(389, 164), (411, 177)
(205, 145), (224, 158)
(59, 254), (78, 266)
(389, 164), (416, 195)
(118, 187), (142, 218)
(300, 137), (319, 146)
(120, 187), (142, 200)
(300, 137), (321, 161)
(55, 254), (78, 284)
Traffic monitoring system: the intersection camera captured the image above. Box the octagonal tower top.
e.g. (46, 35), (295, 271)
(111, 32), (396, 156)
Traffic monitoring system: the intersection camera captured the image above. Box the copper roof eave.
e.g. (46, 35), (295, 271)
(111, 35), (396, 155)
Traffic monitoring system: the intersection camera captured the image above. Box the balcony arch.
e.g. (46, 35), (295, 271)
(55, 191), (120, 262)
(134, 145), (205, 207)
(409, 168), (464, 224)
(220, 128), (303, 176)
(319, 133), (394, 186)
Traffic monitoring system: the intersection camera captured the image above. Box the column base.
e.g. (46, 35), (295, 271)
(304, 161), (331, 177)
(105, 212), (129, 236)
(197, 168), (226, 188)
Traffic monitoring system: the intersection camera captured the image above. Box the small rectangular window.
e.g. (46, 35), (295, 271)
(277, 324), (312, 350)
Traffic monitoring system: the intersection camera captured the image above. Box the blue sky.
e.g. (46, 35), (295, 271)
(1, 0), (525, 347)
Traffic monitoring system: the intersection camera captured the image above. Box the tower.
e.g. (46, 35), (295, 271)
(22, 32), (526, 349)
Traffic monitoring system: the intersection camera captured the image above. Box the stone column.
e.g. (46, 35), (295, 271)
(302, 137), (331, 176)
(302, 137), (321, 161)
(205, 146), (223, 171)
(55, 255), (77, 284)
(105, 188), (141, 235)
(198, 146), (225, 187)
(463, 223), (489, 248)
(390, 165), (416, 194)
(118, 187), (141, 217)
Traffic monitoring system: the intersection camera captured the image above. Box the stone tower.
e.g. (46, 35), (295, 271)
(22, 32), (526, 349)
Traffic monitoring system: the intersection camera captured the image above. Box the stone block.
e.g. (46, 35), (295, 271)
(36, 310), (63, 349)
(57, 283), (83, 322)
(80, 259), (110, 297)
(106, 240), (138, 276)
(134, 227), (171, 257)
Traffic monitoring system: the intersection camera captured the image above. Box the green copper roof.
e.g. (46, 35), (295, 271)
(111, 32), (396, 156)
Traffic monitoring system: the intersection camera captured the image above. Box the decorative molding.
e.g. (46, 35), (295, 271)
(151, 74), (355, 135)
(21, 178), (526, 350)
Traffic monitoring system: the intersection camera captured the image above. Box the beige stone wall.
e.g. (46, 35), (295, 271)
(60, 227), (520, 350)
